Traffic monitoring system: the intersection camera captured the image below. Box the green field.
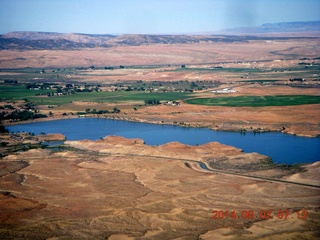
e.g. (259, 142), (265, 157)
(0, 86), (193, 105)
(30, 92), (193, 106)
(0, 85), (49, 99)
(2, 85), (320, 108)
(185, 95), (320, 107)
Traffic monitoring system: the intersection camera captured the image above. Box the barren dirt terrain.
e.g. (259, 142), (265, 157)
(0, 39), (319, 69)
(0, 135), (319, 239)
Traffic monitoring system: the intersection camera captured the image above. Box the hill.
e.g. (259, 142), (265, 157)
(0, 33), (258, 50)
(3, 32), (116, 44)
(0, 21), (319, 50)
(219, 20), (320, 35)
(0, 32), (115, 50)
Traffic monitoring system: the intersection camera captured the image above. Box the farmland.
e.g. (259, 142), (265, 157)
(186, 95), (320, 107)
(1, 55), (319, 136)
(0, 85), (194, 105)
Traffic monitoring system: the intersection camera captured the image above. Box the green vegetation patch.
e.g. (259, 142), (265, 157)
(185, 95), (320, 107)
(29, 91), (193, 106)
(0, 85), (193, 105)
(0, 85), (49, 99)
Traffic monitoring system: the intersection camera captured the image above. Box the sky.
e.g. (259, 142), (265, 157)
(0, 0), (319, 34)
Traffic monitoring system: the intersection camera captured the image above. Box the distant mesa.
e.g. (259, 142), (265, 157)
(218, 20), (320, 34)
(0, 21), (319, 50)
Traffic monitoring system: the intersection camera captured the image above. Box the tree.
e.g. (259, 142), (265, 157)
(56, 86), (62, 93)
(190, 82), (198, 89)
(0, 125), (8, 133)
(113, 107), (120, 113)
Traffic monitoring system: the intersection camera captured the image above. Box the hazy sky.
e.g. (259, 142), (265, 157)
(0, 0), (319, 34)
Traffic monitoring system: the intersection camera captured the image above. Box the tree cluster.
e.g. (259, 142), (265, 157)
(144, 99), (160, 105)
(77, 107), (121, 115)
(0, 110), (47, 121)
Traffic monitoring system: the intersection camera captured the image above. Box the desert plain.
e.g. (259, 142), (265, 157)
(0, 32), (319, 239)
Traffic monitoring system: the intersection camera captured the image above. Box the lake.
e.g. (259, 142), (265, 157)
(6, 118), (320, 165)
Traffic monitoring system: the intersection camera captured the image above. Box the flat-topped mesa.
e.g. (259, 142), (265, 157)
(102, 135), (145, 145)
(64, 135), (264, 163)
(159, 141), (243, 154)
(63, 136), (304, 179)
(35, 133), (66, 142)
(64, 135), (145, 152)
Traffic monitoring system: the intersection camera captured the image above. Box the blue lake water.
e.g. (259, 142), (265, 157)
(6, 118), (320, 165)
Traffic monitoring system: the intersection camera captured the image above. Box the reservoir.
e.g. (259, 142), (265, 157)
(6, 118), (320, 165)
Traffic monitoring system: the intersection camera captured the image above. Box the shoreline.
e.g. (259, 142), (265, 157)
(3, 113), (319, 138)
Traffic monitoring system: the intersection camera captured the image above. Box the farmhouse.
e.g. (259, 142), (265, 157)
(289, 78), (305, 82)
(212, 88), (237, 93)
(165, 101), (180, 106)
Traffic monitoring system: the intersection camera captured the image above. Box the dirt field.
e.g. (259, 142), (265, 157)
(0, 39), (319, 69)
